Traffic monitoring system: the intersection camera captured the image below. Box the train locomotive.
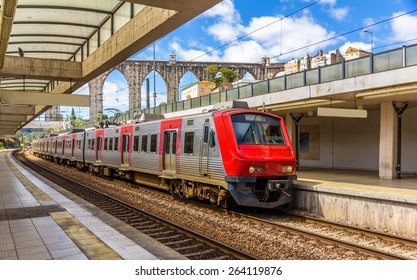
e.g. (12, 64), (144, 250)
(31, 101), (297, 208)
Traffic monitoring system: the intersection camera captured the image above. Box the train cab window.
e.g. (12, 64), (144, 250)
(150, 134), (157, 153)
(141, 135), (148, 152)
(184, 132), (194, 154)
(231, 113), (285, 145)
(92, 139), (95, 150)
(109, 138), (113, 151)
(114, 137), (119, 151)
(133, 135), (139, 152)
(104, 138), (108, 151)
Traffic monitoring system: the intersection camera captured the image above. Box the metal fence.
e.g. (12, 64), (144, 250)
(93, 43), (417, 126)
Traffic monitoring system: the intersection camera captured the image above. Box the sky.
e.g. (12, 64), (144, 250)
(61, 0), (417, 120)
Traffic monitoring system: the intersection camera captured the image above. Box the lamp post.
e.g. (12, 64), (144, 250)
(363, 29), (373, 53)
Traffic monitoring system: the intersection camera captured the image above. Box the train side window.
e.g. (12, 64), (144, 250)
(203, 126), (209, 143)
(141, 135), (148, 152)
(109, 138), (113, 151)
(114, 137), (119, 151)
(150, 134), (157, 153)
(184, 132), (194, 154)
(92, 139), (95, 151)
(133, 135), (139, 152)
(104, 138), (108, 151)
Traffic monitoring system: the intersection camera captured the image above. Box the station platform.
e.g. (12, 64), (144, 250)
(0, 150), (184, 260)
(294, 168), (417, 236)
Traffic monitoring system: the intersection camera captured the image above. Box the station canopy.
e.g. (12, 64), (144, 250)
(0, 0), (221, 138)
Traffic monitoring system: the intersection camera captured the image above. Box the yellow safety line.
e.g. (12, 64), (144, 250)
(5, 153), (54, 202)
(50, 211), (123, 260)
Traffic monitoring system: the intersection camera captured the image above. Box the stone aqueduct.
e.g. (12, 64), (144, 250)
(88, 56), (284, 120)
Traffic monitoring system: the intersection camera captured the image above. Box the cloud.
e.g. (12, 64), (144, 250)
(329, 7), (349, 21)
(102, 80), (129, 112)
(338, 41), (371, 55)
(390, 12), (417, 43)
(203, 0), (240, 23)
(169, 40), (221, 61)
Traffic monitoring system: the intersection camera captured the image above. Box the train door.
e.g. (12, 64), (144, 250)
(163, 130), (177, 175)
(121, 134), (130, 166)
(95, 136), (102, 162)
(199, 124), (210, 176)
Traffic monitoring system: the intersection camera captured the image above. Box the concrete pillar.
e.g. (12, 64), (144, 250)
(285, 112), (296, 144)
(379, 102), (397, 179)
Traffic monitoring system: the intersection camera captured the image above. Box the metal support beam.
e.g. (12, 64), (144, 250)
(392, 101), (408, 179)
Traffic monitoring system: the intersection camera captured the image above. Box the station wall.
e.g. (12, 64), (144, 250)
(298, 107), (417, 174)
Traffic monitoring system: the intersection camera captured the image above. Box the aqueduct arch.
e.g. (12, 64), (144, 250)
(89, 55), (284, 120)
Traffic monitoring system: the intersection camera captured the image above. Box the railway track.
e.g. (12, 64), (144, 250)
(15, 151), (257, 260)
(236, 209), (417, 260)
(18, 151), (417, 259)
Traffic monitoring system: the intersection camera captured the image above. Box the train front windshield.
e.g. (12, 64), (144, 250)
(231, 113), (285, 145)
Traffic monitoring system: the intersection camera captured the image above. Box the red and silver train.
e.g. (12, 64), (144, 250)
(32, 101), (296, 208)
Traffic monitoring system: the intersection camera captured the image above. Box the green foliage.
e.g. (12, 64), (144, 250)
(220, 68), (239, 83)
(205, 65), (239, 87)
(205, 65), (218, 80)
(96, 114), (109, 121)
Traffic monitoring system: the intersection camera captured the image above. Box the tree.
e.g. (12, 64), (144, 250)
(205, 65), (219, 81)
(220, 68), (239, 83)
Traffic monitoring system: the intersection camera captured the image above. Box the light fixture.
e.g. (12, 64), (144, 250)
(317, 107), (367, 118)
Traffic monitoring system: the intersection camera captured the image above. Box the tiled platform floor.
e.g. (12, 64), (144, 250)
(0, 150), (160, 260)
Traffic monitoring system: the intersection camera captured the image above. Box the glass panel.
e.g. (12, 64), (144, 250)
(227, 88), (239, 101)
(191, 97), (200, 108)
(184, 99), (191, 110)
(75, 49), (82, 62)
(177, 101), (184, 111)
(239, 85), (252, 98)
(89, 31), (98, 55)
(286, 72), (304, 89)
(114, 3), (131, 31)
(231, 113), (285, 145)
(374, 49), (403, 72)
(83, 43), (88, 59)
(201, 95), (210, 106)
(160, 104), (166, 114)
(100, 20), (112, 43)
(306, 68), (319, 85)
(141, 135), (148, 152)
(211, 93), (220, 104)
(269, 76), (285, 92)
(133, 4), (145, 15)
(220, 91), (227, 102)
(345, 56), (371, 78)
(321, 63), (343, 83)
(150, 134), (157, 152)
(406, 45), (417, 66)
(184, 132), (194, 154)
(253, 81), (268, 96)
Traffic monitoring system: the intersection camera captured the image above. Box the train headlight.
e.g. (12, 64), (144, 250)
(249, 166), (266, 174)
(282, 165), (294, 173)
